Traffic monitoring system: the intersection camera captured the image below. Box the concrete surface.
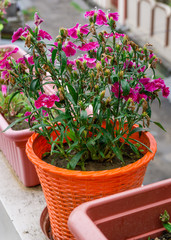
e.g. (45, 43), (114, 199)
(0, 0), (170, 239)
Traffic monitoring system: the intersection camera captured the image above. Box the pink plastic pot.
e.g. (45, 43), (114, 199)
(0, 45), (40, 187)
(68, 178), (171, 240)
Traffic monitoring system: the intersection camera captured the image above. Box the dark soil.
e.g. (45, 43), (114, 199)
(3, 114), (29, 131)
(151, 232), (171, 240)
(42, 143), (143, 171)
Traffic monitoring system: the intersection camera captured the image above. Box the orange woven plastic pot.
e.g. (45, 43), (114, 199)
(26, 126), (157, 240)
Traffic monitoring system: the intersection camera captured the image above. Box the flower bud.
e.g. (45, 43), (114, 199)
(105, 97), (111, 107)
(104, 69), (111, 77)
(96, 62), (102, 70)
(94, 85), (99, 91)
(118, 71), (124, 79)
(100, 90), (105, 100)
(59, 28), (68, 38)
(78, 101), (85, 110)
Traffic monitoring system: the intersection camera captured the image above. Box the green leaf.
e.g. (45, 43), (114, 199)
(0, 23), (3, 31)
(7, 92), (20, 111)
(97, 46), (103, 61)
(60, 50), (67, 75)
(163, 222), (171, 233)
(68, 150), (86, 169)
(51, 113), (71, 123)
(111, 146), (124, 162)
(30, 78), (39, 91)
(122, 137), (140, 156)
(129, 138), (153, 153)
(128, 127), (147, 136)
(80, 110), (87, 124)
(93, 96), (100, 115)
(78, 126), (86, 136)
(66, 129), (76, 141)
(66, 83), (78, 105)
(52, 49), (58, 65)
(153, 121), (166, 132)
(121, 79), (130, 96)
(2, 116), (28, 132)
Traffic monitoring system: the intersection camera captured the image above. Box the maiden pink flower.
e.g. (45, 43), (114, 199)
(83, 55), (96, 68)
(38, 29), (52, 40)
(111, 82), (123, 98)
(115, 32), (125, 38)
(24, 112), (36, 122)
(1, 70), (9, 80)
(96, 9), (107, 25)
(108, 12), (119, 21)
(0, 47), (19, 64)
(162, 86), (170, 98)
(104, 32), (114, 38)
(78, 41), (99, 51)
(12, 28), (25, 43)
(68, 23), (89, 39)
(35, 94), (60, 109)
(28, 56), (34, 65)
(34, 12), (43, 26)
(16, 57), (26, 64)
(62, 41), (77, 57)
(84, 10), (96, 18)
(1, 85), (7, 96)
(0, 60), (11, 70)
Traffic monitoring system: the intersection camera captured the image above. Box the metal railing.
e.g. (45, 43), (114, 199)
(123, 0), (171, 47)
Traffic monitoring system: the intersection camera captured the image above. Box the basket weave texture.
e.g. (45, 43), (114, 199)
(26, 128), (157, 240)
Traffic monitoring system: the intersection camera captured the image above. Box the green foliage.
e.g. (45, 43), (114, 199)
(1, 9), (169, 170)
(160, 210), (171, 233)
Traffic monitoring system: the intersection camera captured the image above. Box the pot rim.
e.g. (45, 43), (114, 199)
(26, 128), (157, 179)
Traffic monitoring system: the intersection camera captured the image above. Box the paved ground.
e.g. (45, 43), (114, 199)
(0, 0), (170, 239)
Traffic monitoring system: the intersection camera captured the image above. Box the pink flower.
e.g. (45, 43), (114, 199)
(104, 32), (114, 38)
(1, 70), (9, 80)
(25, 110), (48, 122)
(38, 29), (52, 40)
(140, 77), (167, 93)
(0, 47), (19, 64)
(67, 60), (76, 70)
(124, 60), (134, 70)
(0, 60), (11, 70)
(16, 57), (26, 64)
(111, 82), (123, 98)
(34, 12), (43, 26)
(12, 28), (25, 43)
(108, 12), (119, 21)
(62, 41), (77, 57)
(96, 10), (107, 25)
(28, 56), (34, 65)
(1, 85), (7, 96)
(24, 112), (36, 122)
(83, 54), (96, 68)
(78, 41), (99, 51)
(68, 23), (89, 39)
(115, 32), (125, 38)
(35, 94), (60, 109)
(84, 10), (96, 18)
(162, 86), (170, 98)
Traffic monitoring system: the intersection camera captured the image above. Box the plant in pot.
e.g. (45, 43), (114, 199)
(68, 178), (171, 240)
(0, 0), (11, 38)
(2, 10), (170, 239)
(0, 45), (40, 187)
